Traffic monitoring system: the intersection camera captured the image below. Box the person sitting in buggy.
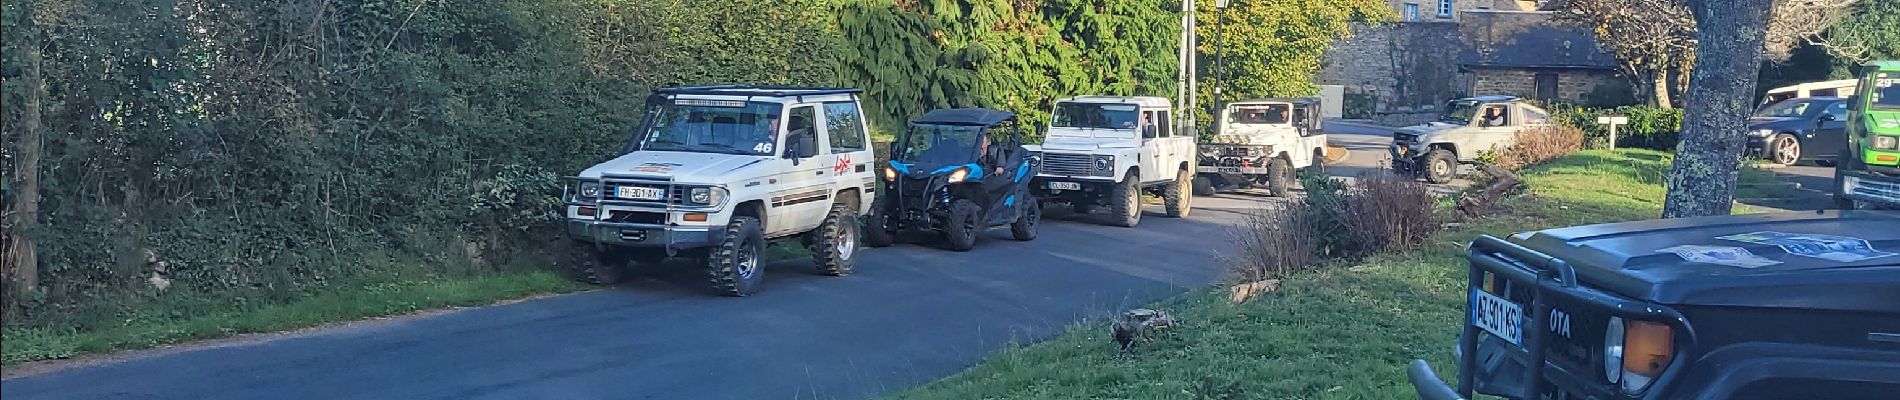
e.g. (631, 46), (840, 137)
(866, 108), (1041, 251)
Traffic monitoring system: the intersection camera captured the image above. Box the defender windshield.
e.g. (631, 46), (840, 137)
(898, 124), (985, 166)
(1754, 99), (1817, 118)
(1229, 104), (1291, 125)
(633, 100), (783, 155)
(1874, 75), (1900, 110)
(1441, 100), (1481, 125)
(1051, 103), (1140, 129)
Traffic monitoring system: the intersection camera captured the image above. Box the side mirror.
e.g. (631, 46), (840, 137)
(1819, 113), (1838, 123)
(1142, 125), (1158, 139)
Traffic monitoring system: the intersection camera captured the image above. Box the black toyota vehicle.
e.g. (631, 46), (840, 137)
(864, 108), (1040, 251)
(1410, 210), (1900, 400)
(1748, 97), (1849, 166)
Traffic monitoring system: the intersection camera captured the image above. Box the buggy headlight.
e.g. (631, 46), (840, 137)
(686, 187), (726, 206)
(946, 167), (970, 183)
(1604, 317), (1675, 394)
(882, 165), (899, 181)
(1874, 135), (1899, 150)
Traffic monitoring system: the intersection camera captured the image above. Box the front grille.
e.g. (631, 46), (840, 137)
(606, 210), (667, 224)
(1042, 153), (1095, 176)
(1849, 176), (1900, 203)
(601, 181), (687, 205)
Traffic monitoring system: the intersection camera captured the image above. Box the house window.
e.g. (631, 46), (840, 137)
(1438, 0), (1453, 18)
(1534, 72), (1559, 101)
(1404, 3), (1421, 21)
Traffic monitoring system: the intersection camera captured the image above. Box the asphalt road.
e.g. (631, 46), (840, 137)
(3, 196), (1273, 400)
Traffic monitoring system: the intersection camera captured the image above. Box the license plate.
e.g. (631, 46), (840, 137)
(616, 186), (665, 200)
(1048, 181), (1082, 190)
(1471, 289), (1525, 346)
(1217, 167), (1244, 174)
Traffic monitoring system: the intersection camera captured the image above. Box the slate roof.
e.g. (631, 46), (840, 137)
(1459, 12), (1618, 70)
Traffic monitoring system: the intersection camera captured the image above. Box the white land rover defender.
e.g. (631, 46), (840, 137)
(564, 85), (878, 296)
(1194, 97), (1329, 197)
(1026, 96), (1196, 227)
(1390, 95), (1551, 184)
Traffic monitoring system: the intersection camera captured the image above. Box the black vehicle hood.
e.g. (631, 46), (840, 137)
(1507, 211), (1900, 313)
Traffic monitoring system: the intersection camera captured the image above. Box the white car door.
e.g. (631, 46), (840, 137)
(1138, 109), (1164, 182)
(766, 104), (831, 237)
(820, 100), (877, 215)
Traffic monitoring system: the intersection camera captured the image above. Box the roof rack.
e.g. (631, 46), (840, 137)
(655, 85), (864, 97)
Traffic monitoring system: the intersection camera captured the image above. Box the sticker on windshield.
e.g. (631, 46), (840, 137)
(1656, 245), (1781, 269)
(635, 162), (681, 173)
(753, 143), (774, 153)
(1718, 232), (1898, 263)
(1878, 78), (1898, 88)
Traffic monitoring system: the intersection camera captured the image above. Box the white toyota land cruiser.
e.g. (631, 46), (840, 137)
(1195, 97), (1329, 197)
(1026, 96), (1196, 227)
(564, 85), (877, 296)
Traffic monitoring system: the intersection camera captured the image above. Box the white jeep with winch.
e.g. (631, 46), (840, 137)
(1193, 97), (1329, 197)
(1026, 96), (1196, 227)
(564, 85), (878, 296)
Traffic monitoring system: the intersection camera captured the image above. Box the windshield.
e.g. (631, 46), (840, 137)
(898, 124), (985, 166)
(633, 100), (783, 155)
(1754, 99), (1816, 118)
(1441, 100), (1480, 125)
(1229, 104), (1291, 125)
(1051, 102), (1140, 129)
(1874, 74), (1900, 110)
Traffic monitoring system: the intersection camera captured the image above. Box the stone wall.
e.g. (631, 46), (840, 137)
(1469, 68), (1622, 104)
(1319, 22), (1468, 126)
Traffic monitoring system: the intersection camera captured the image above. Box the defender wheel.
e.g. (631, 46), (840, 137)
(944, 199), (981, 251)
(588, 250), (631, 285)
(1163, 169), (1191, 218)
(1011, 196), (1041, 241)
(1266, 158), (1295, 198)
(706, 216), (766, 297)
(1771, 134), (1802, 166)
(1108, 170), (1142, 227)
(809, 201), (859, 276)
(1192, 176), (1215, 197)
(863, 206), (894, 247)
(1423, 149), (1457, 184)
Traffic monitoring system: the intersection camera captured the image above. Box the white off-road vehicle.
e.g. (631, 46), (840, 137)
(1026, 96), (1196, 227)
(1390, 95), (1551, 183)
(1194, 97), (1329, 197)
(564, 85), (877, 296)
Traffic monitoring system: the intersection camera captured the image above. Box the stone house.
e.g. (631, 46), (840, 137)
(1458, 10), (1622, 105)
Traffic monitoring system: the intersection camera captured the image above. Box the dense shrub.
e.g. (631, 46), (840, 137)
(1494, 125), (1586, 170)
(1340, 172), (1441, 253)
(1551, 106), (1683, 150)
(1225, 205), (1319, 283)
(1228, 170), (1441, 280)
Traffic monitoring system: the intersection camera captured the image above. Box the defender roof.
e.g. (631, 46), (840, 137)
(1230, 97), (1320, 106)
(1459, 95), (1521, 103)
(911, 108), (1017, 126)
(1058, 96), (1172, 108)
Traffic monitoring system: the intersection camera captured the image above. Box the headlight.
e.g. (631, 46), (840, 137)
(686, 187), (726, 206)
(1875, 135), (1899, 150)
(882, 165), (899, 181)
(1027, 153), (1042, 167)
(946, 167), (970, 183)
(1094, 155), (1114, 174)
(1751, 129), (1775, 137)
(578, 181), (602, 200)
(1604, 317), (1675, 394)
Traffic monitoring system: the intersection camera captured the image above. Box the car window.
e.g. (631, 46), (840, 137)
(787, 106), (817, 157)
(823, 102), (866, 153)
(1520, 106), (1549, 125)
(1823, 102), (1849, 121)
(1156, 111), (1172, 138)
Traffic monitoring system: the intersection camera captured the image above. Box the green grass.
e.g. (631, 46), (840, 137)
(2, 271), (584, 366)
(891, 149), (1758, 400)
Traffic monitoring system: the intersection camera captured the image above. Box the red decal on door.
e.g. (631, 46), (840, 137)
(833, 154), (853, 174)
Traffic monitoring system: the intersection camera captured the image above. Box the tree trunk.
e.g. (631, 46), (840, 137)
(1662, 0), (1775, 218)
(1651, 68), (1673, 109)
(4, 22), (46, 301)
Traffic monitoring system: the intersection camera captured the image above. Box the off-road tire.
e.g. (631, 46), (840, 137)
(1771, 134), (1802, 166)
(1423, 149), (1457, 184)
(1163, 169), (1191, 218)
(1011, 195), (1040, 241)
(588, 249), (631, 285)
(1108, 170), (1142, 227)
(706, 216), (766, 297)
(809, 201), (860, 276)
(863, 206), (895, 247)
(1192, 176), (1216, 197)
(1266, 158), (1295, 197)
(945, 199), (982, 251)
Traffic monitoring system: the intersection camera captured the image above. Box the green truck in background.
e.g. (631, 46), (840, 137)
(1836, 61), (1900, 209)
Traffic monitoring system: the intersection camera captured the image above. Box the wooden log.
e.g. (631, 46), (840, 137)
(1457, 164), (1521, 219)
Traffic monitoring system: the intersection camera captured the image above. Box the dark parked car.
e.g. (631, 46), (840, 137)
(1409, 210), (1900, 400)
(1748, 97), (1849, 166)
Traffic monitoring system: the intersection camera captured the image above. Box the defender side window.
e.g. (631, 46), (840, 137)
(823, 102), (866, 154)
(1157, 111), (1172, 138)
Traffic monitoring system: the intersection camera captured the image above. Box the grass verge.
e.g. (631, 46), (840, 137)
(891, 149), (1777, 399)
(3, 271), (585, 366)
